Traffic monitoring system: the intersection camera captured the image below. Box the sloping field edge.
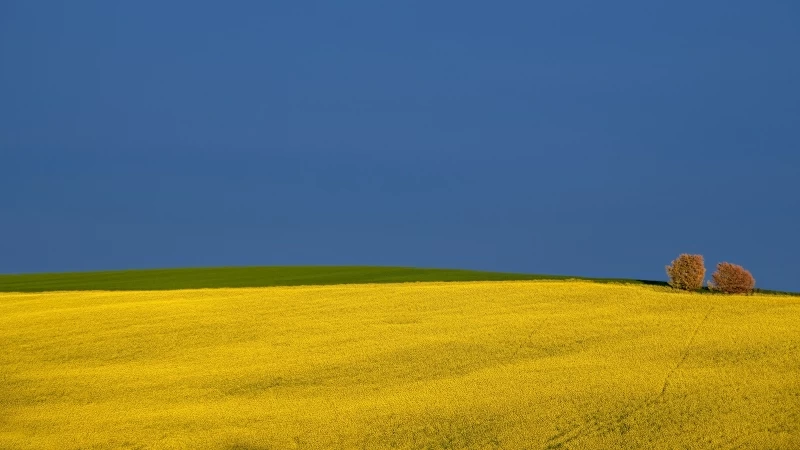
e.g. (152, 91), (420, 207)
(0, 266), (796, 295)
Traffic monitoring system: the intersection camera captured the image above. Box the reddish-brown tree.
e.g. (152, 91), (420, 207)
(709, 262), (755, 294)
(666, 254), (706, 291)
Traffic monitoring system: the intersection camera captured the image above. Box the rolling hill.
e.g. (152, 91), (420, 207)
(2, 280), (798, 449)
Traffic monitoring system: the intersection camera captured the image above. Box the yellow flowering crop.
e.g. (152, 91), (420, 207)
(1, 281), (798, 449)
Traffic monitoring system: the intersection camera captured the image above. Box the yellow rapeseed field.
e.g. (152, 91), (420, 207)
(1, 281), (799, 449)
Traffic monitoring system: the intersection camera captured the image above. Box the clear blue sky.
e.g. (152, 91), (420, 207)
(2, 1), (799, 290)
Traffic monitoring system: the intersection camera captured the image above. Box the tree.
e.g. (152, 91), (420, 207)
(666, 254), (705, 291)
(709, 262), (755, 294)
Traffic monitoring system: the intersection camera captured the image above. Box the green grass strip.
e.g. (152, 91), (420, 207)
(0, 266), (638, 292)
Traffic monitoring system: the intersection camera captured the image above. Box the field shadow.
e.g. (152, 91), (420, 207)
(633, 279), (670, 287)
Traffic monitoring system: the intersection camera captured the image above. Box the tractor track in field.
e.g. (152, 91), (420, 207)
(542, 306), (715, 449)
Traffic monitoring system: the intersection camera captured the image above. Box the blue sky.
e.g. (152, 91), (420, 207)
(1, 1), (799, 290)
